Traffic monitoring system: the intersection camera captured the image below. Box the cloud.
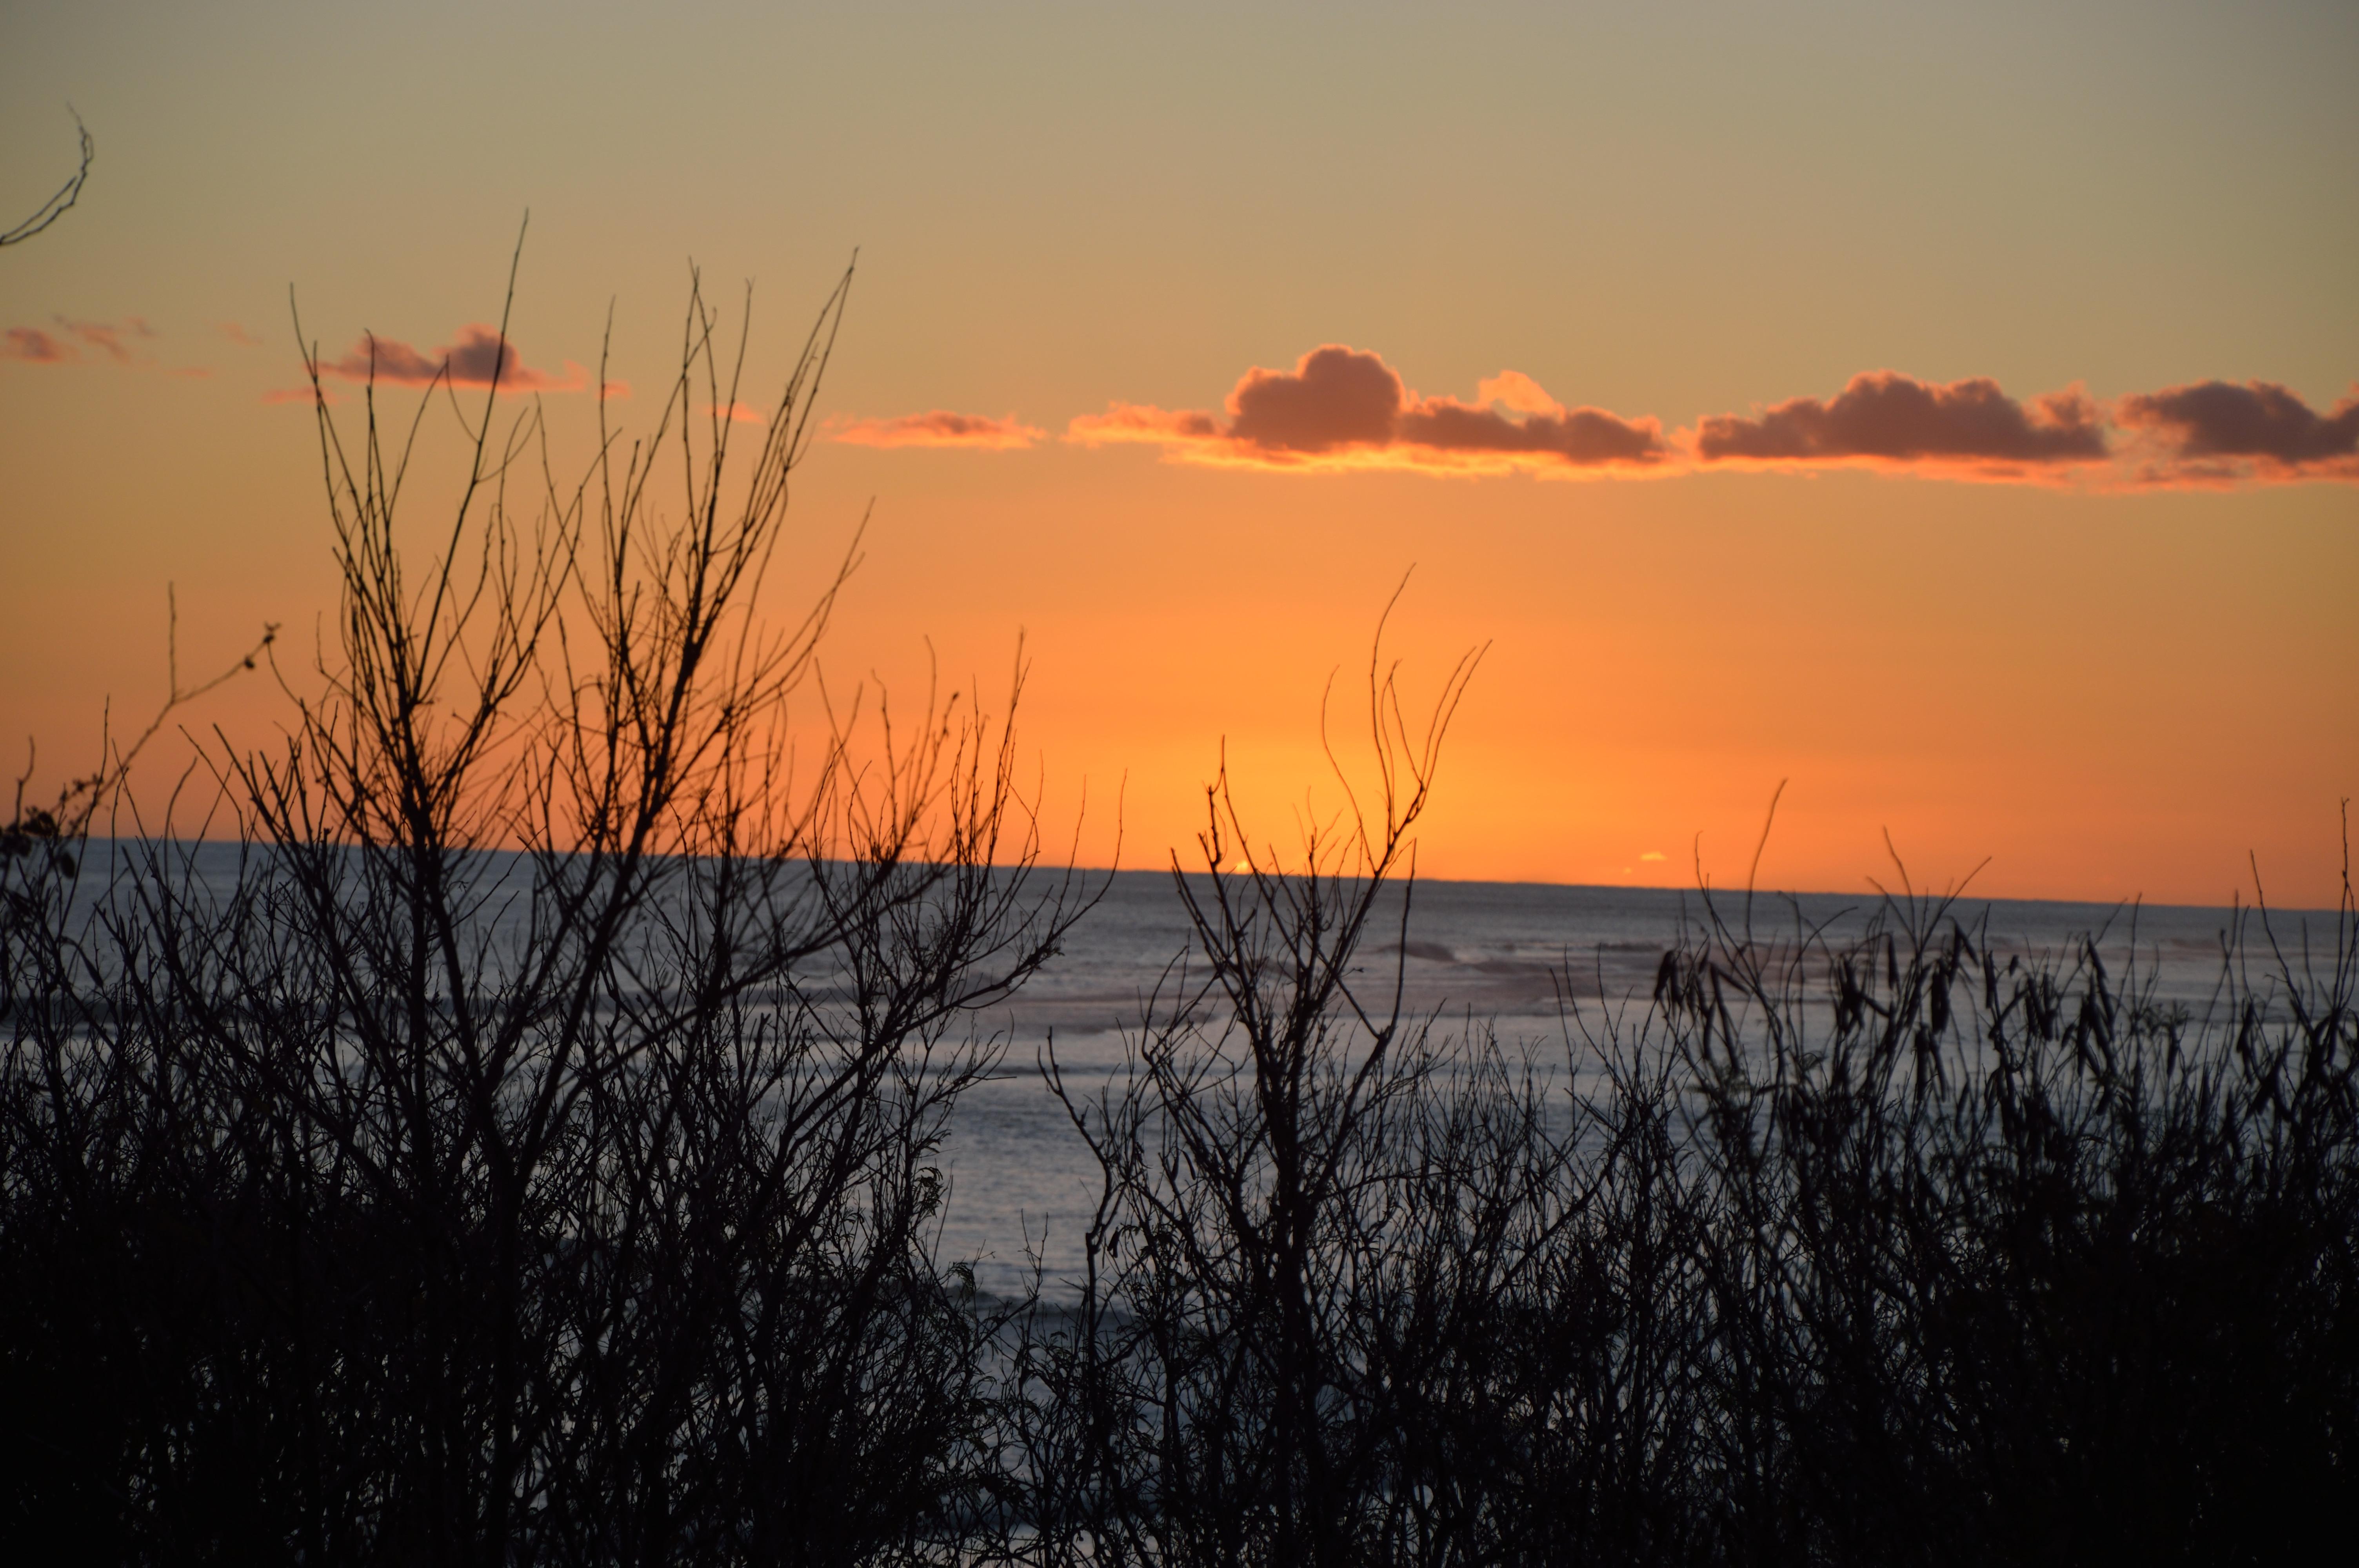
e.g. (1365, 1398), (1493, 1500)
(3, 318), (162, 367)
(1397, 397), (1667, 466)
(828, 410), (1044, 450)
(1477, 370), (1559, 415)
(4, 317), (211, 377)
(3, 327), (72, 364)
(2114, 379), (2359, 484)
(1065, 345), (1667, 476)
(705, 401), (767, 424)
(317, 325), (587, 392)
(1228, 346), (1406, 451)
(1065, 404), (1223, 445)
(219, 321), (263, 348)
(1694, 370), (2108, 476)
(60, 316), (157, 364)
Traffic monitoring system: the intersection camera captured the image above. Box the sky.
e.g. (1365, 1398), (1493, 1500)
(3, 0), (2354, 907)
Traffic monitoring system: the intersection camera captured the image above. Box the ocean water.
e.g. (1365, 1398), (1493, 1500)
(936, 869), (2347, 1298)
(51, 844), (2347, 1300)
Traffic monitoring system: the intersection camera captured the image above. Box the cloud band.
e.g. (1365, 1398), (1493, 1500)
(827, 410), (1045, 449)
(1067, 345), (1667, 476)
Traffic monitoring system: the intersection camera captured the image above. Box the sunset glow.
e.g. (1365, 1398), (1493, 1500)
(2, 0), (2352, 909)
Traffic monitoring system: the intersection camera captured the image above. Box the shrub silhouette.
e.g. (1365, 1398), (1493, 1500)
(1001, 694), (2357, 1567)
(0, 256), (1091, 1564)
(4, 254), (2354, 1564)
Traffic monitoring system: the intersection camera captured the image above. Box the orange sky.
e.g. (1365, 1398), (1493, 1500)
(4, 1), (2354, 907)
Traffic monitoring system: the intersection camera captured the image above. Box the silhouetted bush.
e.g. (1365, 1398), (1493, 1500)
(1, 260), (1089, 1565)
(5, 261), (2352, 1564)
(1001, 684), (2357, 1567)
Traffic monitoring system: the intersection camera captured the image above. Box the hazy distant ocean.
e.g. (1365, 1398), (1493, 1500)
(72, 845), (2346, 1301)
(939, 871), (2345, 1298)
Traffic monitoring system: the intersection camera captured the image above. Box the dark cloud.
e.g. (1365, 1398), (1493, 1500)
(1228, 346), (1406, 451)
(2115, 379), (2359, 478)
(3, 327), (72, 363)
(1696, 371), (2107, 468)
(1398, 399), (1665, 465)
(1070, 345), (1665, 474)
(828, 410), (1043, 449)
(60, 316), (156, 364)
(5, 318), (160, 366)
(1062, 355), (2359, 490)
(322, 325), (579, 391)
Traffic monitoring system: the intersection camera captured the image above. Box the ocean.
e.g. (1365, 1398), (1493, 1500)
(51, 842), (2346, 1300)
(934, 867), (2341, 1298)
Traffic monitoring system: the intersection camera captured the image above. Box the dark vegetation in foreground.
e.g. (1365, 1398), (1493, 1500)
(5, 261), (2354, 1564)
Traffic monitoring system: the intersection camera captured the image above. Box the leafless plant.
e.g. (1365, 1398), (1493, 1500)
(995, 612), (1512, 1567)
(1, 239), (1095, 1564)
(0, 109), (93, 248)
(996, 677), (2356, 1568)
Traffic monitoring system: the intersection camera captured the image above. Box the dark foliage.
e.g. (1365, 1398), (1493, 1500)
(4, 256), (2352, 1564)
(1000, 698), (2357, 1567)
(2, 257), (1089, 1565)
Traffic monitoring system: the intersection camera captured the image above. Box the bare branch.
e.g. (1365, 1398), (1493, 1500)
(0, 109), (93, 248)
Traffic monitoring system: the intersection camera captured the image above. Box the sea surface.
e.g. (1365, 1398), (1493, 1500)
(935, 869), (2348, 1298)
(55, 844), (2350, 1300)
